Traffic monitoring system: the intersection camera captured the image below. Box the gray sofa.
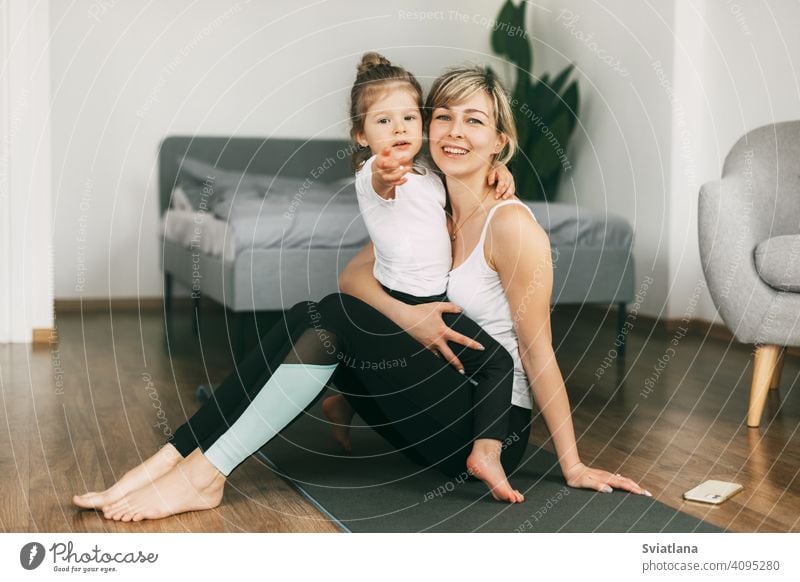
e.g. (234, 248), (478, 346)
(159, 136), (635, 352)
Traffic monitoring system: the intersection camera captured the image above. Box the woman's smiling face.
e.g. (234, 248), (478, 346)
(428, 90), (507, 180)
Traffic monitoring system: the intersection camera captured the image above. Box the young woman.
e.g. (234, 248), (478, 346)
(327, 52), (524, 503)
(337, 66), (651, 501)
(73, 64), (649, 523)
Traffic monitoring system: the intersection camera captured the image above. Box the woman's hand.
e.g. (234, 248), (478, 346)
(396, 302), (485, 374)
(563, 462), (652, 496)
(487, 163), (516, 199)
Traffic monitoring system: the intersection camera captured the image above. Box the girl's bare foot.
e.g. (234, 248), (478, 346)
(322, 394), (354, 453)
(103, 448), (225, 522)
(72, 443), (183, 511)
(466, 439), (524, 503)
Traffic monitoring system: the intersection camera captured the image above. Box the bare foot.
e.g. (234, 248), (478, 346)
(322, 394), (354, 453)
(72, 443), (183, 511)
(466, 439), (524, 503)
(103, 448), (226, 522)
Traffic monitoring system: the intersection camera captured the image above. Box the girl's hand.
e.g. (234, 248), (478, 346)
(488, 163), (516, 199)
(562, 462), (652, 496)
(396, 301), (484, 374)
(372, 146), (413, 196)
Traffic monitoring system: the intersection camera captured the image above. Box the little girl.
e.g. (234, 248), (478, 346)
(322, 52), (524, 503)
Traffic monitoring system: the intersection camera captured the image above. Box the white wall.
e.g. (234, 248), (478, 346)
(49, 0), (506, 299)
(528, 0), (677, 318)
(531, 0), (800, 320)
(668, 0), (800, 322)
(50, 0), (800, 324)
(0, 1), (54, 342)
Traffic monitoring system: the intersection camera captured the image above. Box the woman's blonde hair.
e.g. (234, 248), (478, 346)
(424, 66), (518, 167)
(348, 52), (423, 171)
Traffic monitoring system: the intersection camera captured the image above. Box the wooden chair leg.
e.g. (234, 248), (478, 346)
(748, 344), (782, 427)
(770, 347), (785, 389)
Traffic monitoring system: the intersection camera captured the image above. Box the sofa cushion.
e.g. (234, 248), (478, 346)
(526, 202), (633, 249)
(754, 235), (800, 292)
(175, 155), (307, 211)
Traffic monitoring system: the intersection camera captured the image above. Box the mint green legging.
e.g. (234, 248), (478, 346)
(204, 361), (337, 475)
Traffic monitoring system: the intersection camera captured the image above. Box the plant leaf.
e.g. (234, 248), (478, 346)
(531, 81), (554, 116)
(548, 64), (575, 97)
(506, 2), (531, 73)
(487, 0), (579, 202)
(491, 0), (516, 56)
(530, 111), (572, 198)
(518, 1), (533, 75)
(560, 81), (580, 134)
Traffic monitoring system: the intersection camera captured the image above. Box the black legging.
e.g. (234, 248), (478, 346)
(168, 293), (532, 478)
(379, 284), (516, 442)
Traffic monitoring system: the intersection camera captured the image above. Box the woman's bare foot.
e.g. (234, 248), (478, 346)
(322, 394), (354, 453)
(466, 439), (524, 503)
(103, 448), (225, 522)
(72, 443), (183, 511)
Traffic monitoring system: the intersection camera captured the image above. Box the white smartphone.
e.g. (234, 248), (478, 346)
(683, 480), (743, 504)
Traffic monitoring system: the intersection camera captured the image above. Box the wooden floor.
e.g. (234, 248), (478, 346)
(1, 301), (797, 532)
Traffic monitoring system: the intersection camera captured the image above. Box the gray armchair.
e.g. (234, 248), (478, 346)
(699, 121), (800, 428)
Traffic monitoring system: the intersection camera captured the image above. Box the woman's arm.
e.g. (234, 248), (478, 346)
(339, 243), (483, 371)
(339, 242), (400, 316)
(488, 205), (649, 496)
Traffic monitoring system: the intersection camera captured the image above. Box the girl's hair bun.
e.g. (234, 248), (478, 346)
(357, 52), (392, 75)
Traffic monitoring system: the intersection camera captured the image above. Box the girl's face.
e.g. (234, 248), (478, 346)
(428, 90), (507, 181)
(356, 86), (423, 159)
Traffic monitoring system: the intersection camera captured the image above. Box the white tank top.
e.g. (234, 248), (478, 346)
(447, 200), (538, 409)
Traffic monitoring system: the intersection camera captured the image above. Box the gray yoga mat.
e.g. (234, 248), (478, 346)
(198, 386), (723, 533)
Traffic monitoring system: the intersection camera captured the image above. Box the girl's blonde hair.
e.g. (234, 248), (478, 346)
(348, 52), (423, 170)
(424, 66), (518, 167)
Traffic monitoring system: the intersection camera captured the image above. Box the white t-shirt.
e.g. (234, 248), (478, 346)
(355, 154), (452, 297)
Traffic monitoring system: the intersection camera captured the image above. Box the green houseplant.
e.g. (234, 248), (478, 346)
(490, 0), (579, 201)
